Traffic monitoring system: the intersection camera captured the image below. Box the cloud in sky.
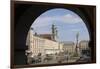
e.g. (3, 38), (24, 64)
(32, 13), (83, 29)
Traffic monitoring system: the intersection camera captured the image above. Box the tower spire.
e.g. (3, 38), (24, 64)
(51, 24), (58, 41)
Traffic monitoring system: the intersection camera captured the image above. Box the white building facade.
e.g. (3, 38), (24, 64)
(26, 29), (63, 58)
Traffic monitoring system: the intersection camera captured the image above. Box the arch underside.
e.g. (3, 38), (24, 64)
(13, 2), (96, 65)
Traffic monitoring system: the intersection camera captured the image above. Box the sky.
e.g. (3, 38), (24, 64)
(31, 8), (90, 42)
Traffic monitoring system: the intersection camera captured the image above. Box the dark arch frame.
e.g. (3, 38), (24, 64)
(11, 1), (96, 68)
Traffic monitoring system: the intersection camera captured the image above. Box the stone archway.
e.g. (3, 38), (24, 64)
(13, 2), (96, 65)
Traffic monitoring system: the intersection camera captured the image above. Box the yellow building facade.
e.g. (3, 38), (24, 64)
(62, 42), (75, 54)
(79, 40), (89, 52)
